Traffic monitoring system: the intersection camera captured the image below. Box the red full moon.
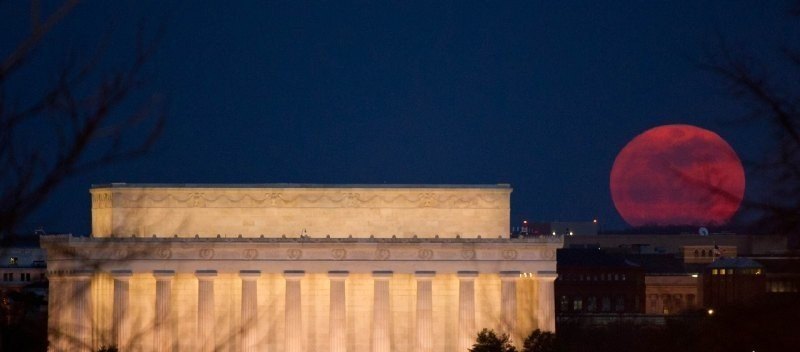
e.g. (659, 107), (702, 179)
(610, 124), (745, 227)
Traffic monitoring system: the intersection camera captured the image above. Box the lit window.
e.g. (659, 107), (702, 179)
(573, 297), (583, 311)
(712, 269), (718, 275)
(9, 257), (18, 266)
(729, 269), (734, 275)
(755, 269), (762, 275)
(720, 269), (726, 275)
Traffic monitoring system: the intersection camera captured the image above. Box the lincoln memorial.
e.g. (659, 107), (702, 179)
(42, 184), (562, 352)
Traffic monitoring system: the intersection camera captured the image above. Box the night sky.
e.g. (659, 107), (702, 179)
(2, 1), (796, 234)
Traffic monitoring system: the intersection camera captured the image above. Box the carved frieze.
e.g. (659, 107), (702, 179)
(157, 248), (172, 259)
(461, 249), (476, 260)
(501, 249), (518, 260)
(97, 188), (509, 209)
(243, 249), (258, 259)
(375, 248), (391, 260)
(199, 248), (214, 259)
(418, 249), (433, 260)
(331, 248), (347, 260)
(287, 249), (302, 260)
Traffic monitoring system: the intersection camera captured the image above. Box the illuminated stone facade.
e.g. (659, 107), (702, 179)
(43, 184), (562, 352)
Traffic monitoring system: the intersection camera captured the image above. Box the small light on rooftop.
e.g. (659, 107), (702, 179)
(593, 219), (597, 223)
(569, 231), (574, 236)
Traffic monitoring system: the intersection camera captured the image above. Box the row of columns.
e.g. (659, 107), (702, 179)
(54, 270), (556, 352)
(48, 271), (94, 352)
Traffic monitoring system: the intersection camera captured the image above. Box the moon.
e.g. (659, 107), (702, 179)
(610, 124), (745, 227)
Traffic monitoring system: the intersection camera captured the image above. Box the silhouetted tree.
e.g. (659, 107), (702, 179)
(0, 0), (166, 237)
(700, 1), (800, 246)
(522, 329), (557, 352)
(0, 1), (167, 350)
(470, 328), (518, 352)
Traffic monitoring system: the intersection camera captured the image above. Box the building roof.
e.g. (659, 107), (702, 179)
(627, 254), (687, 274)
(91, 183), (512, 189)
(707, 257), (763, 269)
(747, 257), (800, 273)
(557, 248), (641, 268)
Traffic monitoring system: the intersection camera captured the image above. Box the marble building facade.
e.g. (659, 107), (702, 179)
(42, 184), (562, 352)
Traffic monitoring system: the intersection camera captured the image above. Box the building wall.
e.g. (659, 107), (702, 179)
(682, 245), (736, 264)
(43, 235), (561, 352)
(644, 275), (699, 315)
(564, 234), (787, 255)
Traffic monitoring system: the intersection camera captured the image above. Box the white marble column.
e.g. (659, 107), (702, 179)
(415, 271), (435, 352)
(196, 270), (217, 352)
(499, 271), (520, 337)
(71, 271), (93, 352)
(457, 271), (478, 352)
(240, 270), (260, 352)
(153, 270), (175, 352)
(111, 270), (133, 350)
(284, 270), (305, 352)
(328, 271), (349, 352)
(371, 271), (392, 352)
(48, 273), (66, 351)
(535, 271), (558, 332)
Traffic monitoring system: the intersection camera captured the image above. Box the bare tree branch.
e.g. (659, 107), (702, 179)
(0, 1), (168, 236)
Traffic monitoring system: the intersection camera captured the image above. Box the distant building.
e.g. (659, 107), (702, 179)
(1, 237), (48, 325)
(555, 249), (645, 318)
(515, 220), (598, 237)
(636, 254), (701, 315)
(756, 257), (800, 293)
(703, 257), (766, 308)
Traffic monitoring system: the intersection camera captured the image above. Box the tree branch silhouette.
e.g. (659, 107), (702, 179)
(0, 1), (167, 237)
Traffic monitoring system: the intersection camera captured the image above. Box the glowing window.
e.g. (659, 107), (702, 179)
(712, 269), (718, 275)
(573, 297), (583, 311)
(9, 257), (18, 266)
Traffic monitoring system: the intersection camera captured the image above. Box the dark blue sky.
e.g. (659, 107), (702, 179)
(2, 1), (796, 234)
